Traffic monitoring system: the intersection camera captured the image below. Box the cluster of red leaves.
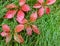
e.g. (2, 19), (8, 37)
(0, 0), (56, 44)
(33, 0), (56, 17)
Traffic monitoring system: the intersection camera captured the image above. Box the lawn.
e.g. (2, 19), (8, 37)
(0, 0), (60, 46)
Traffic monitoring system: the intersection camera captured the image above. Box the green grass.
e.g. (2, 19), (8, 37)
(0, 0), (60, 46)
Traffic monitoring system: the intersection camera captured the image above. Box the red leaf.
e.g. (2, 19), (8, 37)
(17, 10), (25, 21)
(2, 24), (10, 33)
(19, 18), (28, 24)
(15, 24), (24, 33)
(26, 25), (32, 36)
(16, 17), (22, 24)
(46, 0), (56, 5)
(1, 32), (7, 37)
(38, 7), (44, 17)
(37, 0), (44, 4)
(33, 2), (41, 8)
(32, 25), (40, 34)
(16, 10), (25, 24)
(14, 34), (24, 43)
(18, 35), (24, 43)
(30, 12), (38, 22)
(4, 10), (16, 19)
(6, 3), (17, 9)
(16, 18), (27, 24)
(19, 0), (26, 6)
(45, 7), (50, 14)
(6, 33), (12, 44)
(21, 4), (30, 12)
